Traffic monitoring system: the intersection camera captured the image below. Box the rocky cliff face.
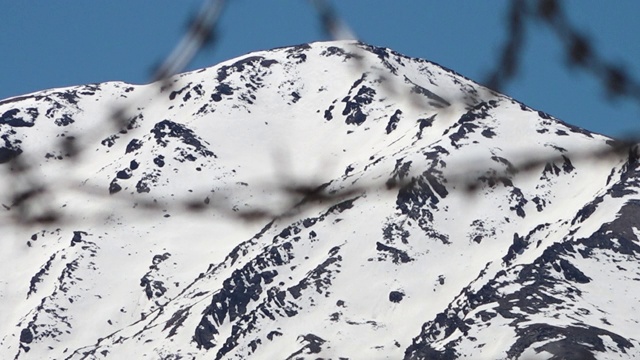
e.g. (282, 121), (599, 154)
(1, 40), (639, 359)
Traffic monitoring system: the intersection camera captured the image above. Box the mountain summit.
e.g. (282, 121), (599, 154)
(1, 40), (639, 359)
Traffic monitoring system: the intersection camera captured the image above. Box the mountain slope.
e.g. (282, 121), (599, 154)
(1, 40), (639, 359)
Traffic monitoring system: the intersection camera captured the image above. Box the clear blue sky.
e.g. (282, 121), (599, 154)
(2, 1), (639, 139)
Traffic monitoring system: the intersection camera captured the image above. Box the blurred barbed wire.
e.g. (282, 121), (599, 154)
(1, 0), (639, 227)
(487, 0), (640, 102)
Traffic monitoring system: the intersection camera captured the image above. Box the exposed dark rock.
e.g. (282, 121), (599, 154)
(507, 324), (632, 359)
(502, 233), (527, 264)
(481, 128), (496, 138)
(20, 328), (33, 344)
(391, 159), (412, 180)
(342, 84), (375, 126)
(382, 223), (411, 244)
(125, 138), (143, 154)
(284, 43), (311, 63)
(139, 278), (167, 300)
(28, 253), (56, 297)
(1, 109), (35, 127)
(135, 172), (159, 194)
(558, 259), (590, 283)
(150, 120), (216, 158)
(320, 46), (362, 60)
(211, 83), (234, 102)
(70, 231), (87, 246)
(416, 115), (436, 139)
(538, 111), (551, 120)
(448, 101), (497, 148)
(216, 56), (278, 82)
(169, 84), (191, 101)
(389, 291), (405, 303)
(356, 42), (399, 74)
(267, 330), (283, 341)
(163, 308), (190, 338)
(386, 109), (403, 134)
(502, 224), (548, 265)
(116, 169), (132, 180)
(109, 179), (122, 194)
(376, 242), (412, 264)
(572, 196), (604, 225)
(101, 135), (118, 148)
(0, 145), (22, 163)
(59, 90), (80, 105)
(153, 155), (165, 168)
(54, 114), (74, 126)
(324, 104), (334, 120)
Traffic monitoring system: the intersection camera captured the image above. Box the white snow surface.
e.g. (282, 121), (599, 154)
(0, 40), (639, 359)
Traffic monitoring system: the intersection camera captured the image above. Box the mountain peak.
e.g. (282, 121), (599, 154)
(1, 41), (639, 359)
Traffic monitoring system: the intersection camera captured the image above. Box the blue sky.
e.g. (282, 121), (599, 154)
(2, 1), (639, 139)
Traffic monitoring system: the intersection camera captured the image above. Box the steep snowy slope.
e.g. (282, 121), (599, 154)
(1, 40), (639, 359)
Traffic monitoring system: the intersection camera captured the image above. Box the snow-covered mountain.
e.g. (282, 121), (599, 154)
(1, 40), (639, 359)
